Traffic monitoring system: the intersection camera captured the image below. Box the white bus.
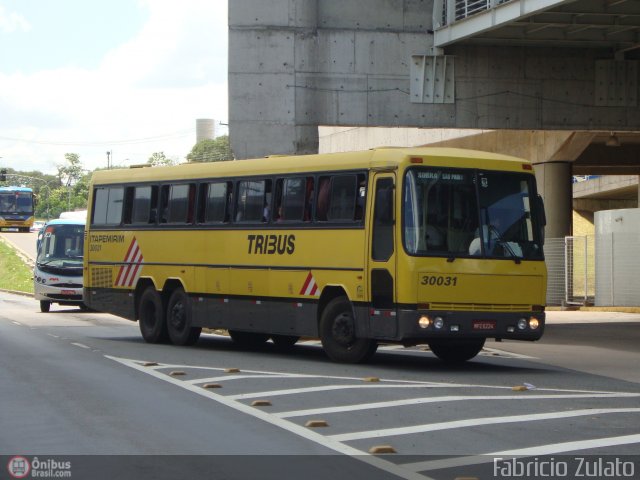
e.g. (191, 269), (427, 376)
(34, 217), (86, 312)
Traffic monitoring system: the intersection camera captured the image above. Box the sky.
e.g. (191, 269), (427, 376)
(0, 0), (228, 174)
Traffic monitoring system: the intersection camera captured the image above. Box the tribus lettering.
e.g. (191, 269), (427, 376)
(248, 234), (295, 255)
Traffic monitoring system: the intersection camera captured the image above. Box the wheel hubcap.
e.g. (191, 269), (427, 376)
(332, 312), (355, 347)
(170, 301), (185, 331)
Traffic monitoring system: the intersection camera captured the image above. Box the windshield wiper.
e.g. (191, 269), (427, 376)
(488, 225), (521, 264)
(37, 260), (57, 266)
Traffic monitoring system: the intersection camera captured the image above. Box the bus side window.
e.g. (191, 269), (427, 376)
(92, 187), (124, 226)
(123, 187), (134, 224)
(131, 186), (155, 225)
(304, 177), (314, 222)
(316, 177), (330, 222)
(355, 173), (366, 221)
(203, 182), (228, 223)
(273, 179), (284, 222)
(159, 186), (169, 224)
(92, 188), (109, 225)
(167, 184), (194, 224)
(282, 177), (306, 222)
(328, 175), (357, 222)
(236, 180), (266, 223)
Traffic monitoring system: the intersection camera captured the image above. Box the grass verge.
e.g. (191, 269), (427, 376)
(0, 238), (34, 294)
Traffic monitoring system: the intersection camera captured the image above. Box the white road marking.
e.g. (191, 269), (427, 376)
(227, 384), (452, 400)
(481, 347), (536, 359)
(106, 355), (435, 480)
(111, 356), (627, 397)
(71, 342), (91, 349)
(329, 408), (640, 442)
(11, 321), (21, 326)
(47, 334), (59, 338)
(184, 373), (319, 385)
(402, 434), (640, 472)
(276, 393), (640, 418)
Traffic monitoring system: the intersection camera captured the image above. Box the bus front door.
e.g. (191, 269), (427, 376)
(368, 173), (397, 339)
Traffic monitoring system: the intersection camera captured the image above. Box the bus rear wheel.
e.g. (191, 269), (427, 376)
(229, 330), (270, 348)
(138, 287), (168, 344)
(166, 288), (201, 346)
(428, 338), (485, 363)
(320, 297), (377, 363)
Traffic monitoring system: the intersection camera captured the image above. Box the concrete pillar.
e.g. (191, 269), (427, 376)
(228, 0), (319, 159)
(534, 161), (572, 239)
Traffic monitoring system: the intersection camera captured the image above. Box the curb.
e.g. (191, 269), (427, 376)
(0, 288), (34, 298)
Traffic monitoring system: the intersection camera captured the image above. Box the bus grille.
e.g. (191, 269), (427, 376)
(91, 267), (113, 288)
(429, 302), (531, 312)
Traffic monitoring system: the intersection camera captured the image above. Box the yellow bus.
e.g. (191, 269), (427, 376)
(0, 186), (35, 232)
(84, 147), (547, 363)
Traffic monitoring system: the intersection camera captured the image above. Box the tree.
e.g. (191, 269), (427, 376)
(147, 152), (176, 167)
(57, 153), (84, 187)
(186, 135), (233, 162)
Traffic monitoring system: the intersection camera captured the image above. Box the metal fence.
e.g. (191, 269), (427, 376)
(435, 0), (514, 28)
(545, 234), (640, 307)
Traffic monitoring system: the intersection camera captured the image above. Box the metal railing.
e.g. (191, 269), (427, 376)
(435, 0), (514, 28)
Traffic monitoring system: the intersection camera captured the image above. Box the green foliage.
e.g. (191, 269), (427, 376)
(187, 136), (233, 162)
(31, 153), (90, 219)
(0, 238), (33, 294)
(57, 153), (84, 187)
(147, 152), (176, 167)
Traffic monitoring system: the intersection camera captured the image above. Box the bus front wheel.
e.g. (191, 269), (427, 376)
(138, 287), (168, 344)
(428, 338), (485, 363)
(166, 288), (201, 346)
(320, 297), (377, 363)
(40, 301), (51, 313)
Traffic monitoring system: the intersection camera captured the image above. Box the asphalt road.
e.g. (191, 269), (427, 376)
(0, 230), (38, 260)
(1, 292), (639, 480)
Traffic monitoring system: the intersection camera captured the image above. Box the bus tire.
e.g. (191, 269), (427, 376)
(40, 301), (51, 313)
(166, 288), (201, 346)
(320, 297), (377, 363)
(271, 335), (299, 349)
(138, 287), (168, 344)
(428, 338), (485, 363)
(229, 330), (270, 348)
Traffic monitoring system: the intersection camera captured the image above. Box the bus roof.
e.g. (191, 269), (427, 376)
(90, 147), (533, 185)
(59, 210), (88, 220)
(0, 186), (33, 192)
(44, 218), (86, 226)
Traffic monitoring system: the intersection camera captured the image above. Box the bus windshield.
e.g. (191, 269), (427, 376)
(403, 167), (543, 260)
(0, 192), (34, 214)
(37, 224), (85, 267)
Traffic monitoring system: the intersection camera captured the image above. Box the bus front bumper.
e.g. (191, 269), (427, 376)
(394, 309), (545, 343)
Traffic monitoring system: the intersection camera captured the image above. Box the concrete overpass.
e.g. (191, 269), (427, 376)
(229, 0), (640, 239)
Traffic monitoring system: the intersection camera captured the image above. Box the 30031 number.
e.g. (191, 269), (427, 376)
(421, 275), (458, 287)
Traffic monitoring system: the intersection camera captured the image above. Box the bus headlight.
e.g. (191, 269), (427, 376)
(433, 317), (444, 329)
(529, 317), (540, 330)
(517, 318), (528, 330)
(418, 316), (431, 329)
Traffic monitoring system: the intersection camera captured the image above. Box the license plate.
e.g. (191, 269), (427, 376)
(61, 290), (75, 295)
(473, 320), (496, 330)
